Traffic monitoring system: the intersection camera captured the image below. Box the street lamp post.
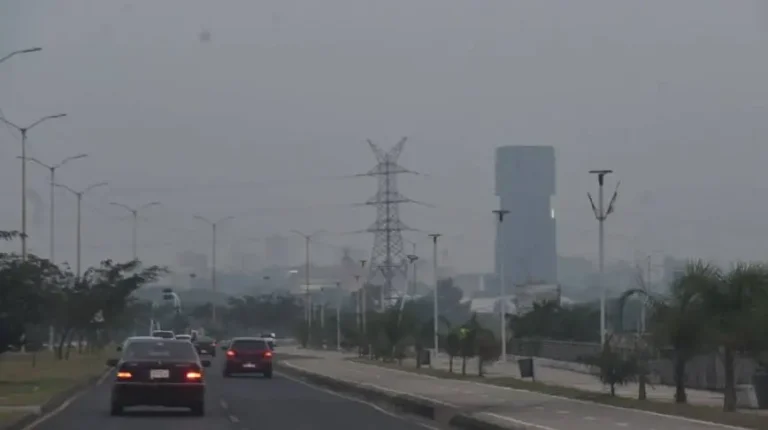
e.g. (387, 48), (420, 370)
(428, 233), (440, 360)
(0, 47), (42, 65)
(194, 215), (235, 324)
(0, 113), (68, 260)
(110, 201), (161, 261)
(335, 281), (342, 351)
(492, 209), (509, 362)
(290, 230), (324, 342)
(54, 181), (108, 277)
(22, 154), (88, 264)
(588, 170), (620, 346)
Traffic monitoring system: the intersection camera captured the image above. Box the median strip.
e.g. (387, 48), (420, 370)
(346, 357), (768, 430)
(275, 360), (526, 430)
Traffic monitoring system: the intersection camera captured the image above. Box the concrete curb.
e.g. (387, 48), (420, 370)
(276, 361), (526, 430)
(1, 368), (109, 430)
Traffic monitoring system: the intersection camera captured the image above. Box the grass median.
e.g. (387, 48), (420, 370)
(348, 357), (768, 430)
(0, 350), (107, 410)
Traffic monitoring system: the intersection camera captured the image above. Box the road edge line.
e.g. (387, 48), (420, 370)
(1, 367), (111, 430)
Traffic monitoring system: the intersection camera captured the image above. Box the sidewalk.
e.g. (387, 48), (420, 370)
(278, 347), (758, 430)
(285, 347), (724, 407)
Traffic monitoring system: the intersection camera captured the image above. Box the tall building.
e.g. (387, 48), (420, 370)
(495, 146), (557, 286)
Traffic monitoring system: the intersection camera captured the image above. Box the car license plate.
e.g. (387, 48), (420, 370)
(243, 363), (256, 368)
(200, 349), (207, 353)
(150, 369), (170, 379)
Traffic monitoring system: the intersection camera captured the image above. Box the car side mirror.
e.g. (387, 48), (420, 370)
(106, 358), (119, 367)
(201, 360), (211, 368)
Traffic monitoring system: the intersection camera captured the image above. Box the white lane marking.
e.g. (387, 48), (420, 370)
(342, 361), (751, 430)
(278, 370), (441, 430)
(220, 399), (228, 409)
(616, 423), (628, 427)
(484, 413), (559, 430)
(22, 369), (111, 430)
(229, 414), (239, 423)
(556, 410), (569, 414)
(584, 416), (596, 421)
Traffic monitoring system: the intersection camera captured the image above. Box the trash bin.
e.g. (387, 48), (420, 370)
(418, 349), (431, 366)
(518, 357), (535, 379)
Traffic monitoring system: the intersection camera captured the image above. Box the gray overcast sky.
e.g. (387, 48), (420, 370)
(2, 0), (768, 273)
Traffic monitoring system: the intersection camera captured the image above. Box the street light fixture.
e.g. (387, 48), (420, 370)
(110, 201), (161, 261)
(0, 47), (42, 65)
(54, 181), (108, 277)
(0, 113), (68, 260)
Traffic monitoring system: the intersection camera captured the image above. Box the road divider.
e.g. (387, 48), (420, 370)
(275, 360), (525, 430)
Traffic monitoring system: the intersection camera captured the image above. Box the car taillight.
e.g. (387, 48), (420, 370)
(263, 351), (272, 358)
(186, 371), (202, 380)
(226, 350), (235, 358)
(116, 371), (132, 379)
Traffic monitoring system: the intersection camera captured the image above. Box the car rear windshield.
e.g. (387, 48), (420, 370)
(195, 337), (214, 344)
(124, 341), (198, 360)
(152, 331), (174, 338)
(231, 339), (269, 351)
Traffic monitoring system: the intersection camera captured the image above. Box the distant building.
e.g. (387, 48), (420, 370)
(495, 146), (557, 285)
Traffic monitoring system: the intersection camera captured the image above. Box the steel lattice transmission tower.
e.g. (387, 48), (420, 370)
(355, 137), (419, 310)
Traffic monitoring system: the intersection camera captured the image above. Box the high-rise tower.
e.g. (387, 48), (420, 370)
(495, 146), (557, 286)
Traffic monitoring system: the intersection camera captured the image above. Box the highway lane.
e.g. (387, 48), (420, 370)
(28, 355), (437, 430)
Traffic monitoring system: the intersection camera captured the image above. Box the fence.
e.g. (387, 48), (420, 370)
(508, 338), (758, 391)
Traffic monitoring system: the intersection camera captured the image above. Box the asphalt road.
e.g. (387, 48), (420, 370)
(28, 354), (436, 430)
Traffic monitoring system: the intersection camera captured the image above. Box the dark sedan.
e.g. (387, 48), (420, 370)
(193, 336), (216, 357)
(107, 337), (211, 416)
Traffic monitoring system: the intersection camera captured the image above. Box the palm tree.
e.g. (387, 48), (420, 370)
(697, 263), (768, 411)
(617, 260), (717, 404)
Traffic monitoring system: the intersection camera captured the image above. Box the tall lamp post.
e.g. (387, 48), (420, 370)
(587, 170), (619, 346)
(22, 154), (88, 264)
(110, 201), (161, 261)
(194, 215), (235, 325)
(290, 230), (324, 339)
(54, 181), (108, 277)
(0, 47), (41, 65)
(428, 233), (441, 360)
(0, 113), (68, 260)
(492, 209), (509, 362)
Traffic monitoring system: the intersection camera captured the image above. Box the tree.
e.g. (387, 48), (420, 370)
(638, 260), (717, 404)
(579, 335), (639, 396)
(697, 263), (768, 411)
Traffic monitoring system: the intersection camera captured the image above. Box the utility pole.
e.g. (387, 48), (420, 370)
(1, 113), (68, 261)
(588, 170), (620, 346)
(641, 255), (651, 334)
(54, 181), (108, 277)
(23, 154), (88, 265)
(492, 209), (509, 362)
(110, 201), (161, 261)
(194, 215), (235, 325)
(428, 233), (440, 359)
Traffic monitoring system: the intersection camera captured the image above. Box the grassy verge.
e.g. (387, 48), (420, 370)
(0, 350), (107, 407)
(349, 358), (768, 430)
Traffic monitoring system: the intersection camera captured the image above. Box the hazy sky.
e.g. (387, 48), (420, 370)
(3, 0), (768, 274)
